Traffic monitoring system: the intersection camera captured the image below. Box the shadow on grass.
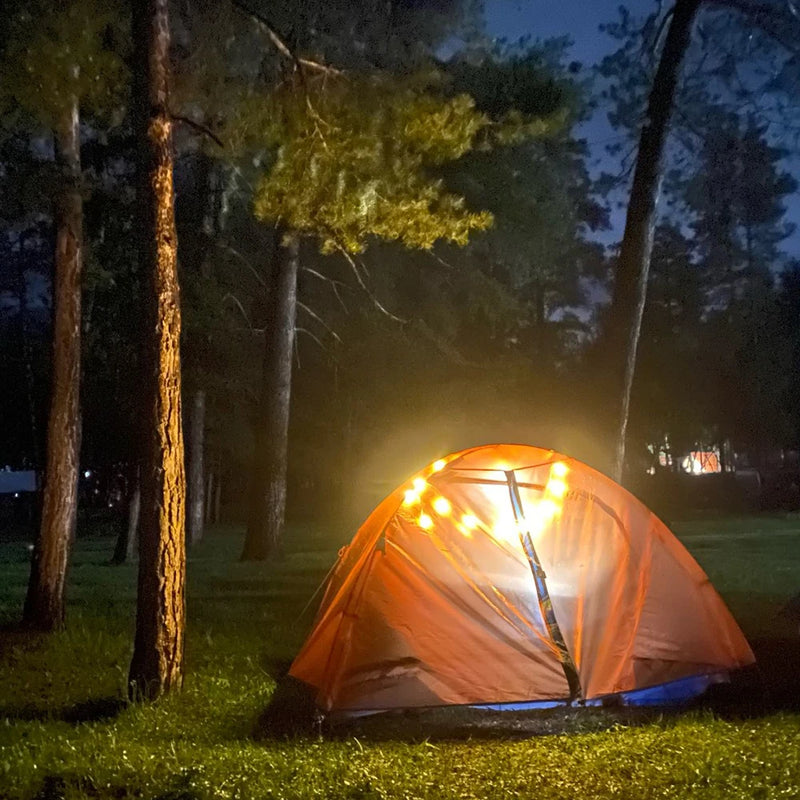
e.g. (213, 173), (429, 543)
(749, 637), (800, 712)
(0, 621), (127, 725)
(252, 638), (800, 742)
(1, 695), (126, 725)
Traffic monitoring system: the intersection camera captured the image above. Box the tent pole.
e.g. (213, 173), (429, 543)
(505, 470), (582, 703)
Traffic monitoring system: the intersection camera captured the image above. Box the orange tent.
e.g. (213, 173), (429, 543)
(290, 444), (754, 714)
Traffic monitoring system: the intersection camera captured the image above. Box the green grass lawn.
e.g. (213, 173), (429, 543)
(1, 513), (799, 799)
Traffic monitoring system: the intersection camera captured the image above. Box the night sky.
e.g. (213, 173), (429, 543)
(484, 0), (800, 258)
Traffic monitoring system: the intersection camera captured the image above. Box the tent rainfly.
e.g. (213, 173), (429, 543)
(291, 444), (755, 715)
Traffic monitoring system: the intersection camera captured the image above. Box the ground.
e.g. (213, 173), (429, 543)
(1, 513), (799, 799)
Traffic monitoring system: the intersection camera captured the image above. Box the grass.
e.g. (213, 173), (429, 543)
(0, 513), (799, 799)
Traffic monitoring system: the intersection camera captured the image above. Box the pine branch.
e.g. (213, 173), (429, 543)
(217, 244), (267, 288)
(335, 244), (407, 324)
(170, 114), (224, 148)
(302, 266), (349, 312)
(231, 0), (343, 76)
(708, 0), (800, 55)
(297, 300), (342, 342)
(221, 292), (253, 329)
(296, 326), (329, 353)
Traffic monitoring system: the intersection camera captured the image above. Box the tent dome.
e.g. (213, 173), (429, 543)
(290, 444), (754, 714)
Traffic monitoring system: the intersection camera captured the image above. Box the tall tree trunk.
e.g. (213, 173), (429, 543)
(242, 233), (299, 561)
(605, 0), (702, 483)
(23, 93), (83, 631)
(186, 388), (205, 546)
(128, 0), (186, 701)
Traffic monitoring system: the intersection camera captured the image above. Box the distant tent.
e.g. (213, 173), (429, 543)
(291, 444), (754, 715)
(682, 450), (722, 475)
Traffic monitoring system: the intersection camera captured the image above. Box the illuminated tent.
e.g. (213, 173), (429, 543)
(290, 444), (754, 714)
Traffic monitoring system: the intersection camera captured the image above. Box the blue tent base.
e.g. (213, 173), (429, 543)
(471, 671), (732, 712)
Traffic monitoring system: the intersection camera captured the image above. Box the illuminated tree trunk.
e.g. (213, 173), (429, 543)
(128, 0), (186, 700)
(606, 0), (701, 482)
(186, 388), (205, 546)
(242, 233), (299, 561)
(23, 93), (82, 631)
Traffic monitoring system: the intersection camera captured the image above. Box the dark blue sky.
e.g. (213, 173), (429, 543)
(484, 0), (800, 258)
(485, 0), (628, 65)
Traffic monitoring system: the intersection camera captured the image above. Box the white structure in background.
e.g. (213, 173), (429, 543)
(0, 468), (36, 495)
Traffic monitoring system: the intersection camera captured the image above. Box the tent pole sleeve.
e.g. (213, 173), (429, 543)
(505, 470), (582, 703)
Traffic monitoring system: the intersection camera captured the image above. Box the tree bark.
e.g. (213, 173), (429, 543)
(23, 93), (83, 631)
(186, 388), (205, 546)
(241, 233), (299, 561)
(128, 0), (186, 701)
(605, 0), (702, 483)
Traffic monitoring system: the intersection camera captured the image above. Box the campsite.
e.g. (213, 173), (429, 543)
(2, 511), (800, 798)
(3, 0), (800, 797)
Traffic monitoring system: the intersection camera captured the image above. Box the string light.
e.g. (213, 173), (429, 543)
(461, 513), (478, 530)
(432, 496), (451, 515)
(403, 489), (419, 506)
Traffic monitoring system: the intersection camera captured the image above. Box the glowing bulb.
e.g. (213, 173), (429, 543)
(537, 498), (560, 520)
(432, 459), (446, 472)
(461, 513), (478, 530)
(403, 489), (419, 506)
(418, 513), (433, 530)
(413, 477), (426, 493)
(432, 496), (451, 515)
(551, 462), (568, 478)
(546, 479), (567, 498)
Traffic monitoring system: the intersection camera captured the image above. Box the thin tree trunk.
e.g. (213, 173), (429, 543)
(128, 0), (186, 701)
(23, 92), (83, 631)
(606, 0), (702, 483)
(111, 469), (140, 564)
(186, 388), (205, 546)
(242, 232), (299, 561)
(204, 470), (214, 523)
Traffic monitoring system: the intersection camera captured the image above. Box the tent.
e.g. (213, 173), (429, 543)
(290, 444), (754, 715)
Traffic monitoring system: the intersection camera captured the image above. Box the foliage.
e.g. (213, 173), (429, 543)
(0, 0), (127, 128)
(684, 113), (797, 306)
(251, 71), (500, 254)
(444, 43), (607, 361)
(1, 518), (800, 799)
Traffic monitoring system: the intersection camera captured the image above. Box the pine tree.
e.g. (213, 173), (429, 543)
(128, 0), (186, 699)
(0, 0), (125, 630)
